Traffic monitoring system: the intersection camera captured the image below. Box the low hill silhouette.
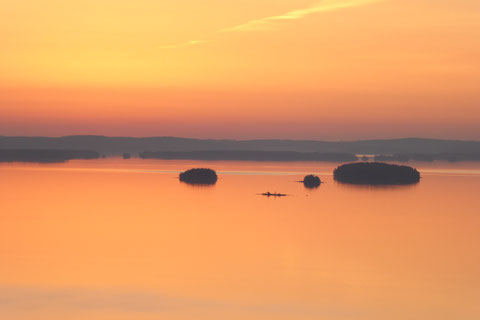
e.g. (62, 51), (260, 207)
(1, 136), (479, 158)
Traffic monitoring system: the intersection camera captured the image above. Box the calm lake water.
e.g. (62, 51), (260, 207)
(1, 159), (479, 320)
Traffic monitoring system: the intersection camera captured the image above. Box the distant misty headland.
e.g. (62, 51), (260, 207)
(1, 135), (480, 163)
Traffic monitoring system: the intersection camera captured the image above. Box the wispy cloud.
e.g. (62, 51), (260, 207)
(157, 0), (383, 49)
(158, 40), (208, 49)
(221, 0), (383, 32)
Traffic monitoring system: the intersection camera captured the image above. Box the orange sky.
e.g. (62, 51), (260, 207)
(1, 0), (479, 139)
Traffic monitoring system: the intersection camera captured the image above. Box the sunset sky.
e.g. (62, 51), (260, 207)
(1, 0), (479, 139)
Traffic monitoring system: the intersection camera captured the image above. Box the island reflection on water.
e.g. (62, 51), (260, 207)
(0, 158), (479, 320)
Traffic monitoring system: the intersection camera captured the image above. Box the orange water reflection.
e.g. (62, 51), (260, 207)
(1, 159), (479, 319)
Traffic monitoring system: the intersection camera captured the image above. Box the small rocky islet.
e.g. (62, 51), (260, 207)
(179, 168), (218, 185)
(302, 175), (322, 188)
(333, 162), (420, 185)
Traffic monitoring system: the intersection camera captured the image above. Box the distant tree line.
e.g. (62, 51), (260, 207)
(140, 150), (358, 162)
(0, 149), (100, 163)
(374, 153), (480, 162)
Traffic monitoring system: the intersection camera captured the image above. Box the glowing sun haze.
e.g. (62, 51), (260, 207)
(1, 0), (479, 139)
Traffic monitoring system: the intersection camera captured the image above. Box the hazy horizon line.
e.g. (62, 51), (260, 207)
(1, 135), (479, 143)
